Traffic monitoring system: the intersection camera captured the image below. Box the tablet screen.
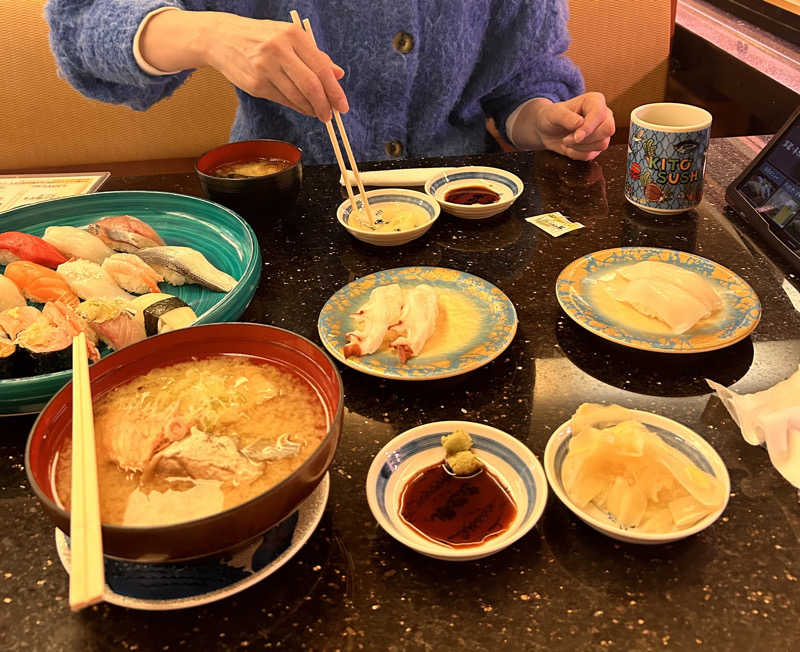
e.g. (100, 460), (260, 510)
(737, 117), (800, 252)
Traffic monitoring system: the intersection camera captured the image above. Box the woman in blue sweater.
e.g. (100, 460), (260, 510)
(46, 1), (615, 165)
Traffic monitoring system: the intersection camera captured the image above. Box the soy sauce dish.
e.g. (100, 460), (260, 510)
(366, 421), (547, 561)
(337, 188), (440, 246)
(425, 166), (524, 220)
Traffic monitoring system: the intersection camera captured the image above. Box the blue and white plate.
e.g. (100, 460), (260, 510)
(555, 246), (761, 353)
(544, 412), (730, 544)
(366, 421), (547, 561)
(425, 166), (524, 219)
(55, 474), (329, 610)
(317, 266), (517, 380)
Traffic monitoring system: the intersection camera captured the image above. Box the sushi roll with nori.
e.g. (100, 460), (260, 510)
(16, 317), (73, 376)
(0, 336), (19, 379)
(130, 293), (198, 336)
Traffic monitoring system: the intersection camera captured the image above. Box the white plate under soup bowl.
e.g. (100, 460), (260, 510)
(366, 420), (547, 561)
(424, 166), (524, 219)
(336, 188), (440, 246)
(543, 409), (730, 545)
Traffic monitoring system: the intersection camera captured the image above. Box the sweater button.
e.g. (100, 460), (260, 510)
(392, 32), (414, 54)
(385, 140), (404, 157)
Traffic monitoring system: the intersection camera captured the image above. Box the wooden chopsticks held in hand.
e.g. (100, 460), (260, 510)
(69, 332), (105, 611)
(289, 10), (376, 227)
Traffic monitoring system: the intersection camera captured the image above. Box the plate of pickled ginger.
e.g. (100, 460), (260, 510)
(555, 247), (761, 353)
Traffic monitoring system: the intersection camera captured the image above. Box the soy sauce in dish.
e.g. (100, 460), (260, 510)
(444, 186), (501, 205)
(399, 462), (517, 547)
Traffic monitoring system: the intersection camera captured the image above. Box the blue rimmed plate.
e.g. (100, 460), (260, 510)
(317, 266), (517, 380)
(0, 191), (261, 414)
(555, 246), (761, 353)
(55, 474), (328, 610)
(366, 422), (547, 560)
(544, 411), (730, 544)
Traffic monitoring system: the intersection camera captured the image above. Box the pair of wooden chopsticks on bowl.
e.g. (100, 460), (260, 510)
(69, 332), (105, 611)
(289, 10), (376, 228)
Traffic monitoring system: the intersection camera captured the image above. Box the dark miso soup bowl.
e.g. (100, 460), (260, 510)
(25, 323), (343, 563)
(195, 139), (303, 219)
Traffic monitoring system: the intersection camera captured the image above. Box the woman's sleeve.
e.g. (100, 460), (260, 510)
(44, 0), (203, 110)
(480, 0), (585, 142)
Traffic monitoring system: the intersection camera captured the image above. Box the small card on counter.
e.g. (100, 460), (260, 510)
(0, 172), (110, 213)
(526, 211), (584, 237)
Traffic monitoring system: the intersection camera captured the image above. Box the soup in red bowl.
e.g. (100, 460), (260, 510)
(26, 323), (343, 562)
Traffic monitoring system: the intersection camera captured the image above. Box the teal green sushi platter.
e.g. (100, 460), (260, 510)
(0, 191), (261, 414)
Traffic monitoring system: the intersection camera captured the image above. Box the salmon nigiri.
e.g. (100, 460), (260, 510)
(4, 261), (80, 307)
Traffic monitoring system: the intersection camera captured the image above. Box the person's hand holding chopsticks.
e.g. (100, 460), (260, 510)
(138, 10), (349, 121)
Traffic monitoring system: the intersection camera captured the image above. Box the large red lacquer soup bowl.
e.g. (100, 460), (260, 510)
(25, 323), (344, 562)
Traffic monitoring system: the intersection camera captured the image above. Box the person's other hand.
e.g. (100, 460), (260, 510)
(203, 14), (348, 121)
(534, 93), (615, 160)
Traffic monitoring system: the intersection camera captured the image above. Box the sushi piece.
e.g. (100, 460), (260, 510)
(135, 247), (237, 293)
(0, 275), (27, 311)
(43, 225), (113, 264)
(343, 284), (404, 357)
(42, 302), (100, 362)
(615, 261), (722, 313)
(16, 315), (74, 376)
(389, 284), (439, 363)
(4, 261), (80, 307)
(56, 259), (133, 301)
(0, 305), (41, 339)
(0, 336), (18, 379)
(101, 253), (163, 294)
(130, 293), (198, 336)
(612, 278), (713, 334)
(77, 298), (146, 350)
(87, 215), (165, 252)
(0, 231), (67, 268)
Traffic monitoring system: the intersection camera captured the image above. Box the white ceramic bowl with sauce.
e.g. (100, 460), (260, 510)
(336, 188), (440, 246)
(424, 166), (524, 220)
(366, 420), (548, 561)
(543, 409), (730, 545)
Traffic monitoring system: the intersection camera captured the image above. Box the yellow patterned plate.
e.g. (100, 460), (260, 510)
(556, 247), (761, 353)
(317, 267), (517, 380)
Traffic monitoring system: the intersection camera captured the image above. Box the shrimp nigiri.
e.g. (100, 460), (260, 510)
(4, 261), (79, 307)
(0, 231), (67, 268)
(101, 253), (163, 294)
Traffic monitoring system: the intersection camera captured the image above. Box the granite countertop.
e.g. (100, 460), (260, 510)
(1, 138), (799, 651)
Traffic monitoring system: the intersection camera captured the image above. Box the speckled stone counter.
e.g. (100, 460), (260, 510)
(2, 138), (799, 651)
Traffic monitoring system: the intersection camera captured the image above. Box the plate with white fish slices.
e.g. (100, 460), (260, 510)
(0, 191), (260, 414)
(317, 266), (517, 380)
(555, 246), (761, 353)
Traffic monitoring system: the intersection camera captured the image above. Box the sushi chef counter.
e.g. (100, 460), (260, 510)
(2, 136), (799, 651)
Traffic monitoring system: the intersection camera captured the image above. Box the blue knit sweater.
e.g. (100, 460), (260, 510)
(45, 0), (585, 164)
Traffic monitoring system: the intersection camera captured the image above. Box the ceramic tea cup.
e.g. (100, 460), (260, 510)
(625, 103), (712, 214)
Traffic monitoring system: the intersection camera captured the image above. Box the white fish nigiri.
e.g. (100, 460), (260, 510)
(616, 261), (722, 312)
(102, 253), (163, 294)
(610, 278), (713, 334)
(390, 284), (439, 363)
(0, 275), (26, 312)
(57, 259), (133, 301)
(343, 284), (404, 357)
(43, 226), (113, 264)
(134, 247), (237, 293)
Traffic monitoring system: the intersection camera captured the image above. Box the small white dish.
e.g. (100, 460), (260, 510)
(424, 166), (524, 220)
(366, 421), (547, 561)
(336, 188), (440, 246)
(543, 410), (730, 544)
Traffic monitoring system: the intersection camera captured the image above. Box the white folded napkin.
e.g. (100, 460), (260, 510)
(707, 365), (800, 487)
(339, 167), (457, 187)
